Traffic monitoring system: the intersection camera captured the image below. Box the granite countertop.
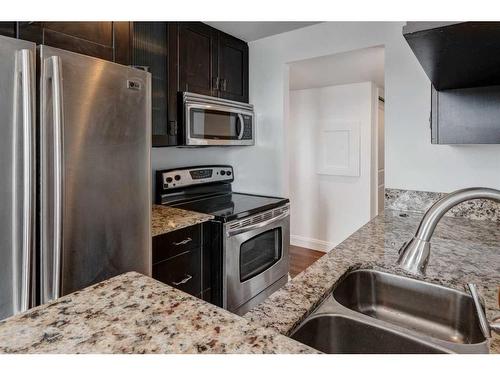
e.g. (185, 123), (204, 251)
(151, 205), (214, 237)
(1, 208), (497, 353)
(244, 209), (500, 353)
(0, 272), (316, 354)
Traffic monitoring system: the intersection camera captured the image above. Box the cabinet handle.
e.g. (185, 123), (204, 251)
(168, 120), (177, 136)
(172, 237), (192, 246)
(221, 78), (227, 91)
(172, 274), (192, 286)
(213, 77), (220, 90)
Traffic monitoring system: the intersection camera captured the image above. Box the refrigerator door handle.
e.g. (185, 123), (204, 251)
(51, 56), (64, 301)
(16, 49), (35, 313)
(43, 55), (64, 302)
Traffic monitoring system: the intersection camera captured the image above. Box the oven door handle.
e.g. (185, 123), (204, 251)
(226, 211), (289, 237)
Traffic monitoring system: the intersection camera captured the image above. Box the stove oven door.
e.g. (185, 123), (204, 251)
(223, 205), (290, 313)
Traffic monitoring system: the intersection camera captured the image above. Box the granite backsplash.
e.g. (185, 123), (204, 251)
(385, 188), (500, 222)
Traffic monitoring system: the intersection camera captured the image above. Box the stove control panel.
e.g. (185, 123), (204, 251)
(157, 166), (234, 190)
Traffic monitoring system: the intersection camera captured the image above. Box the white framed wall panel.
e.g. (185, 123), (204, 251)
(289, 82), (375, 251)
(316, 120), (360, 176)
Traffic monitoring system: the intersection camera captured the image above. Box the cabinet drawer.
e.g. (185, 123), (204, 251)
(153, 224), (201, 263)
(153, 249), (201, 296)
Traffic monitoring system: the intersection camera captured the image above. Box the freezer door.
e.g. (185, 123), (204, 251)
(39, 46), (152, 304)
(0, 36), (36, 320)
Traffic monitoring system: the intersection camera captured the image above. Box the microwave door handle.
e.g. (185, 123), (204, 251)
(237, 113), (245, 140)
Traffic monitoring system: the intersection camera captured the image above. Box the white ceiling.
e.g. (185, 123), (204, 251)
(289, 46), (385, 90)
(205, 22), (321, 42)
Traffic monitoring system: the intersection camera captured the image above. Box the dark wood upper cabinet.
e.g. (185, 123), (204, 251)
(131, 22), (249, 147)
(2, 21), (249, 147)
(404, 22), (500, 90)
(0, 22), (16, 38)
(174, 22), (249, 103)
(113, 22), (132, 65)
(178, 22), (218, 97)
(132, 22), (173, 147)
(404, 22), (500, 144)
(13, 22), (131, 65)
(218, 32), (249, 102)
(42, 22), (114, 46)
(161, 22), (249, 147)
(175, 23), (249, 103)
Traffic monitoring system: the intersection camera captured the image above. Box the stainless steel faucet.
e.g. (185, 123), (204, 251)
(467, 283), (500, 338)
(397, 187), (500, 275)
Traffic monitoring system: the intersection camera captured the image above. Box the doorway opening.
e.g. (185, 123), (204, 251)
(286, 46), (385, 252)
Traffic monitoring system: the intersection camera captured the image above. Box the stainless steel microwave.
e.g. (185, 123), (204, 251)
(181, 92), (255, 146)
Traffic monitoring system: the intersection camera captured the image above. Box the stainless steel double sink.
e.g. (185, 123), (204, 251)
(290, 269), (489, 354)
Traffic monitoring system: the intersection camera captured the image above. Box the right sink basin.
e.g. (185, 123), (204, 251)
(290, 269), (489, 354)
(332, 269), (485, 345)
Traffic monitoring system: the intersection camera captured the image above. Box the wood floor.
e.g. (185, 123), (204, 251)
(289, 245), (325, 278)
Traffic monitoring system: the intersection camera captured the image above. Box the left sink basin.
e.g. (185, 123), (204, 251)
(291, 314), (448, 354)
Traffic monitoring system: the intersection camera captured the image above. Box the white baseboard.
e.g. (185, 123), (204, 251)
(290, 235), (334, 252)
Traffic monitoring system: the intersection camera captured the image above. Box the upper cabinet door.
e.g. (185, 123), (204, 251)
(16, 22), (132, 65)
(19, 22), (114, 61)
(218, 33), (249, 103)
(0, 22), (16, 38)
(178, 22), (218, 97)
(133, 22), (174, 147)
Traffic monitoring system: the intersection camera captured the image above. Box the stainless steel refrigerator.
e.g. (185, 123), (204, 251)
(0, 35), (152, 321)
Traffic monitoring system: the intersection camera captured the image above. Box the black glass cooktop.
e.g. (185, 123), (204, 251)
(171, 192), (289, 222)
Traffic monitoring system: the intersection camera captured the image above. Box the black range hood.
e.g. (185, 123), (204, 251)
(403, 22), (500, 90)
(404, 22), (500, 144)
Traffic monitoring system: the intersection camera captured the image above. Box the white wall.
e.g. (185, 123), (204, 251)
(289, 46), (385, 90)
(152, 148), (231, 200)
(289, 82), (378, 251)
(152, 22), (500, 202)
(151, 113), (284, 199)
(151, 144), (267, 200)
(241, 22), (500, 197)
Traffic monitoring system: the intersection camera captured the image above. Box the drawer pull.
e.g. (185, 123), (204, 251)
(172, 274), (192, 286)
(172, 237), (192, 246)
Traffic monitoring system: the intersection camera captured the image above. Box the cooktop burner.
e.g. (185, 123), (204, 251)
(171, 192), (288, 222)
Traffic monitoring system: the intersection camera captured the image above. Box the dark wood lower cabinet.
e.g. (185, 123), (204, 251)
(201, 221), (223, 306)
(153, 224), (212, 302)
(152, 224), (201, 263)
(152, 223), (219, 304)
(153, 248), (202, 297)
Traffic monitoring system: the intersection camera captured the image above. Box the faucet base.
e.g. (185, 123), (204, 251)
(397, 237), (431, 276)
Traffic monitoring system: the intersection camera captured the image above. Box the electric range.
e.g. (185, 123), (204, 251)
(155, 165), (290, 315)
